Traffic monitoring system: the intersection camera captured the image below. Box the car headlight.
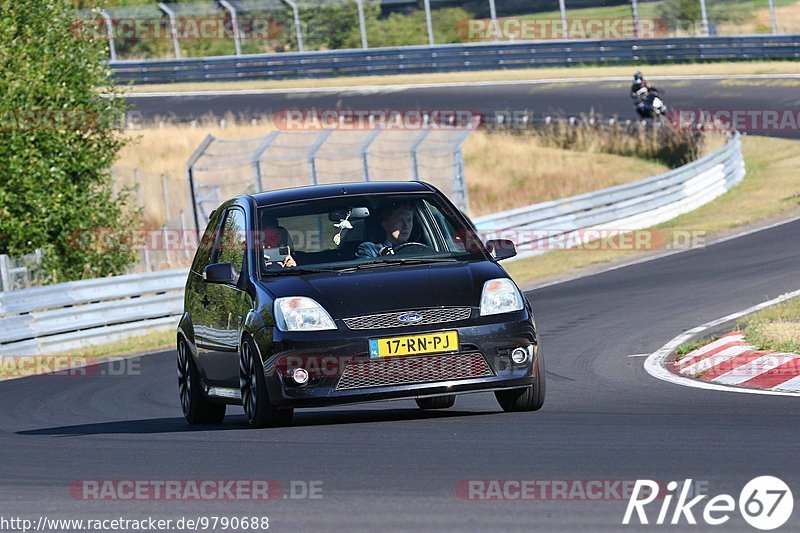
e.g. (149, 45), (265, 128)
(480, 278), (524, 316)
(274, 297), (337, 331)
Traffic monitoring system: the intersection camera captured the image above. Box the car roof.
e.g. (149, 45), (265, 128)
(250, 181), (434, 207)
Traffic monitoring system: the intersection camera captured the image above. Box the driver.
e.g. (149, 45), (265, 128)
(356, 203), (414, 258)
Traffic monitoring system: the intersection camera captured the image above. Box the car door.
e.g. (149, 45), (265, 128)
(202, 207), (250, 386)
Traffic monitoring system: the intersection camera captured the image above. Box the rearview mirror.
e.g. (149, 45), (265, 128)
(485, 239), (517, 261)
(328, 207), (370, 222)
(203, 262), (238, 285)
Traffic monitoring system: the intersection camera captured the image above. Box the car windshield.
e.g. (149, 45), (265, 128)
(256, 193), (486, 275)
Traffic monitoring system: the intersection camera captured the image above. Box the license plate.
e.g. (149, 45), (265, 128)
(369, 331), (459, 358)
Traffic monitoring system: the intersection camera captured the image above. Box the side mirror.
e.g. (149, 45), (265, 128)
(485, 239), (517, 261)
(203, 262), (238, 285)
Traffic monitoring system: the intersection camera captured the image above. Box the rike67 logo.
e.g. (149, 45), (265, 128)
(623, 476), (793, 530)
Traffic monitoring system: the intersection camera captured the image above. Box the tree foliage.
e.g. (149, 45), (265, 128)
(0, 0), (139, 282)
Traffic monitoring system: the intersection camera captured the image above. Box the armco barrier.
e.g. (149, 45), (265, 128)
(472, 132), (745, 260)
(0, 134), (745, 356)
(111, 35), (800, 84)
(0, 269), (187, 357)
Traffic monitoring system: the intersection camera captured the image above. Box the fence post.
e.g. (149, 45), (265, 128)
(423, 0), (434, 45)
(630, 0), (640, 38)
(308, 130), (332, 185)
(158, 2), (182, 58)
(452, 129), (474, 214)
(359, 130), (381, 182)
(769, 0), (777, 34)
(161, 174), (172, 222)
(282, 0), (305, 52)
(409, 131), (430, 181)
(487, 0), (499, 42)
(558, 0), (567, 38)
(699, 0), (709, 36)
(356, 0), (368, 49)
(252, 131), (280, 193)
(219, 0), (242, 56)
(185, 134), (216, 231)
(134, 169), (152, 272)
(179, 210), (193, 261)
(0, 254), (10, 292)
(99, 9), (117, 60)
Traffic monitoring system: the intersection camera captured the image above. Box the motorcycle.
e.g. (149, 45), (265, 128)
(634, 87), (668, 120)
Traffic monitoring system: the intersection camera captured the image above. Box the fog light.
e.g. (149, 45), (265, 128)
(291, 368), (310, 385)
(511, 347), (528, 364)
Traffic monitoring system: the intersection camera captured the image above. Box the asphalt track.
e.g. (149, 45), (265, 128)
(1, 218), (799, 531)
(127, 77), (800, 139)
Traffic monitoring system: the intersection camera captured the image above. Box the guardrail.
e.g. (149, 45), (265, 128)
(472, 132), (745, 260)
(0, 269), (186, 357)
(0, 133), (745, 356)
(111, 35), (800, 84)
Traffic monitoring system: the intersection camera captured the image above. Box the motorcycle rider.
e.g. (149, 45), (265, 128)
(631, 71), (664, 119)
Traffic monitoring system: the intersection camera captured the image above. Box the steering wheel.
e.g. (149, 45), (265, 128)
(383, 242), (433, 256)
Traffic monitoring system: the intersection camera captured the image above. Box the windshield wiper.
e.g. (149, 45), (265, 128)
(338, 257), (458, 272)
(261, 267), (339, 276)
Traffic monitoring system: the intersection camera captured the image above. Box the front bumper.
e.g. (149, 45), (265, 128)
(257, 310), (537, 408)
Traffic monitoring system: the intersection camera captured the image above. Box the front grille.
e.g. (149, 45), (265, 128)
(335, 353), (494, 391)
(343, 307), (472, 330)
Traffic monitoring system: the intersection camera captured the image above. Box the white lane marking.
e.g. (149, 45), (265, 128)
(643, 288), (800, 397)
(121, 73), (800, 98)
(676, 333), (745, 368)
(775, 375), (800, 392)
(713, 353), (800, 385)
(529, 214), (800, 292)
(679, 345), (752, 376)
(627, 353), (650, 358)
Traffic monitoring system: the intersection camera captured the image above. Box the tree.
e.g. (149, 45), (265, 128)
(0, 0), (139, 282)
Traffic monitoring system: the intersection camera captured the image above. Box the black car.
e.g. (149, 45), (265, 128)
(177, 181), (544, 427)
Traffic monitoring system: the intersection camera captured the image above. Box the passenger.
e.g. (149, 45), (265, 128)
(259, 215), (297, 268)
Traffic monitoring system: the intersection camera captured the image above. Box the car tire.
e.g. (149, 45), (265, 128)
(239, 336), (294, 428)
(415, 395), (456, 410)
(178, 337), (226, 424)
(495, 350), (546, 412)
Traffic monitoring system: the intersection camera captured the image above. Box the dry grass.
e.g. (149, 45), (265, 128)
(717, 4), (800, 35)
(505, 135), (800, 286)
(0, 330), (175, 380)
(737, 296), (800, 353)
(117, 120), (673, 223)
(123, 61), (800, 94)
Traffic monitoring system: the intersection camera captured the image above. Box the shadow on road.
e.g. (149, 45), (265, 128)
(17, 408), (499, 436)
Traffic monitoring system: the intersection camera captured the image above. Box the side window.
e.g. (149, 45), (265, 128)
(424, 201), (466, 252)
(215, 209), (247, 274)
(191, 209), (223, 273)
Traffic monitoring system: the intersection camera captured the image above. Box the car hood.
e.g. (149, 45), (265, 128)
(257, 260), (507, 318)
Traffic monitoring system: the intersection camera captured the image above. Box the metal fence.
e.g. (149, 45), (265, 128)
(111, 34), (800, 83)
(111, 167), (197, 273)
(473, 132), (746, 261)
(186, 127), (475, 230)
(0, 132), (746, 355)
(0, 251), (45, 292)
(82, 0), (796, 61)
(0, 269), (186, 356)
